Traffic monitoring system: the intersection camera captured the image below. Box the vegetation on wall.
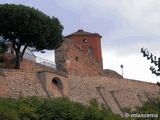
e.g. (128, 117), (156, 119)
(0, 96), (160, 120)
(0, 95), (159, 120)
(123, 93), (160, 120)
(0, 4), (64, 69)
(0, 97), (126, 120)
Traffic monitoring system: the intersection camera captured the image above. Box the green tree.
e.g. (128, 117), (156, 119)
(0, 97), (128, 120)
(0, 4), (63, 69)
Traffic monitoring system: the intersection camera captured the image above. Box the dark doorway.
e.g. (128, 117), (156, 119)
(52, 77), (63, 95)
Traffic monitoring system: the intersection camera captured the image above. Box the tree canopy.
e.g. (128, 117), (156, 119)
(0, 4), (63, 69)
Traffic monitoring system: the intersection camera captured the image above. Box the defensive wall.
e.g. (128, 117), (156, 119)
(0, 68), (159, 116)
(0, 38), (159, 116)
(0, 69), (47, 98)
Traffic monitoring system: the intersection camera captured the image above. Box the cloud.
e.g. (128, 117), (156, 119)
(100, 5), (160, 57)
(103, 52), (159, 83)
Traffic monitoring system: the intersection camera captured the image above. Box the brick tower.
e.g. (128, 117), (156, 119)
(65, 29), (103, 66)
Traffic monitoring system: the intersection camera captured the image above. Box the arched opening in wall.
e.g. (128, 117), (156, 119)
(88, 46), (93, 55)
(52, 77), (63, 96)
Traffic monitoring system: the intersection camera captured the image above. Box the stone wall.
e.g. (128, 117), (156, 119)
(0, 68), (159, 116)
(38, 71), (69, 98)
(0, 53), (56, 72)
(0, 69), (47, 98)
(0, 75), (7, 97)
(68, 75), (160, 116)
(0, 68), (70, 99)
(21, 58), (57, 72)
(55, 39), (103, 75)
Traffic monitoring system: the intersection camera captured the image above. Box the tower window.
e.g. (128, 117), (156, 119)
(88, 46), (93, 54)
(83, 39), (88, 43)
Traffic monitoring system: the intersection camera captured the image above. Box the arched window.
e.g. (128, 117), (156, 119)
(88, 46), (93, 55)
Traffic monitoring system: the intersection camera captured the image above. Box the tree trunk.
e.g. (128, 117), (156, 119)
(14, 51), (21, 69)
(12, 41), (21, 69)
(12, 41), (28, 69)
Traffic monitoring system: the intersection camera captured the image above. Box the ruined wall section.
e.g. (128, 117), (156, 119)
(55, 39), (103, 75)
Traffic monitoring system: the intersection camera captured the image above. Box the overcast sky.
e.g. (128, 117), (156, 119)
(1, 0), (160, 83)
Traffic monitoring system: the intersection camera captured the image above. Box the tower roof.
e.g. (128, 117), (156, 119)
(65, 29), (101, 38)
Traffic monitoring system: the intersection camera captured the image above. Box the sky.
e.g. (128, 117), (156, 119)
(1, 0), (160, 83)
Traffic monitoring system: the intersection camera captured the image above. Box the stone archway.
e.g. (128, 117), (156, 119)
(52, 77), (63, 96)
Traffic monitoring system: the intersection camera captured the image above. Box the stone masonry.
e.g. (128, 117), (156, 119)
(55, 38), (103, 75)
(0, 68), (159, 116)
